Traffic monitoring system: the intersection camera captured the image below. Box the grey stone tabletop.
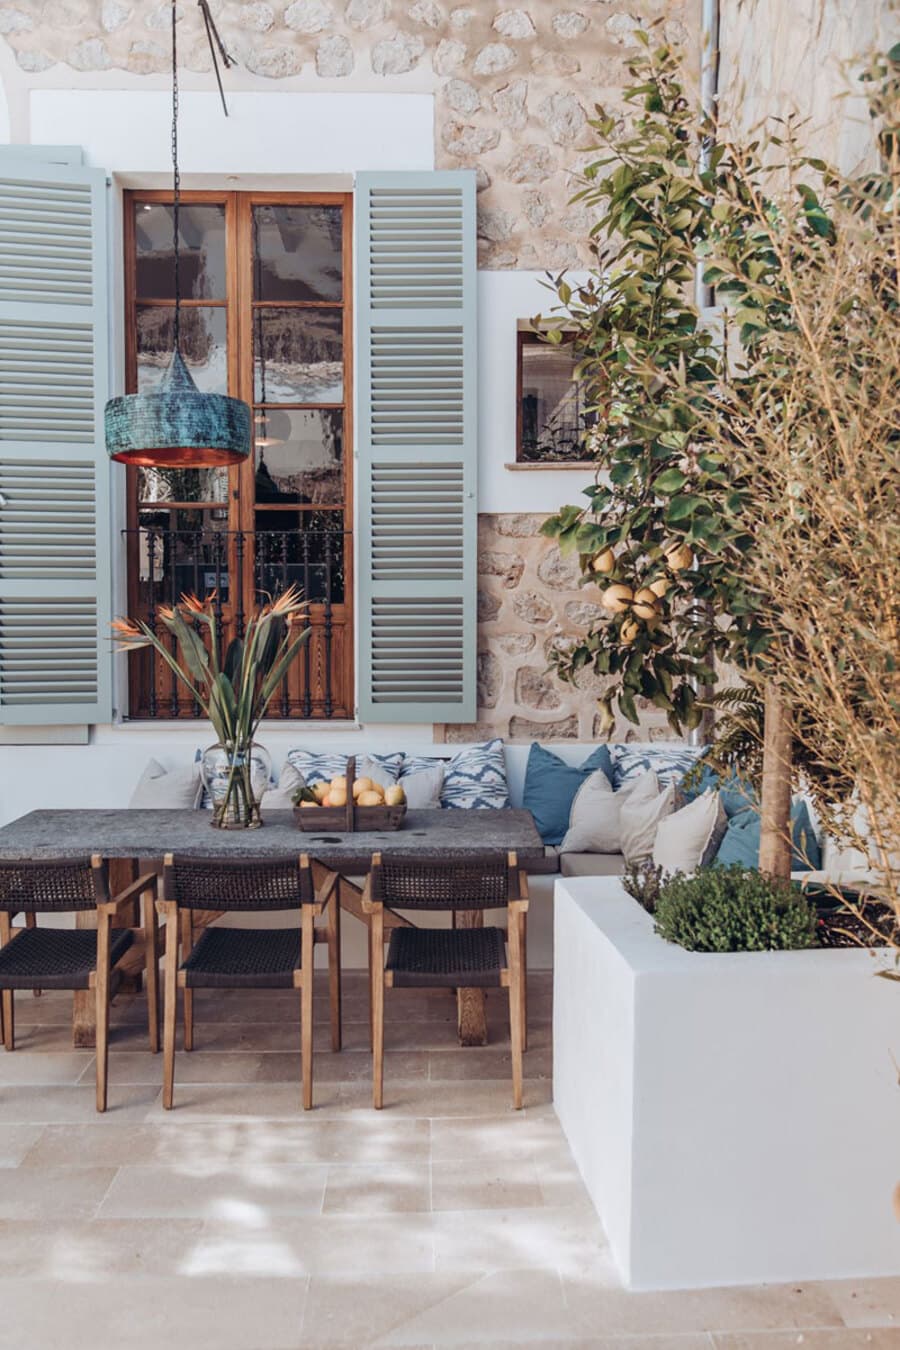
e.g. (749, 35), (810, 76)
(0, 808), (548, 871)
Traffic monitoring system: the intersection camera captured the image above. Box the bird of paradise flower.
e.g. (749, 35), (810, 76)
(112, 586), (309, 827)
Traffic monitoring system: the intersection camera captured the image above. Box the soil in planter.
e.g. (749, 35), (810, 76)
(810, 887), (900, 949)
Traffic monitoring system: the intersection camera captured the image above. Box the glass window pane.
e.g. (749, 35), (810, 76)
(254, 511), (346, 604)
(519, 340), (595, 463)
(134, 203), (227, 300)
(138, 465), (228, 508)
(253, 307), (342, 403)
(135, 513), (232, 606)
(252, 205), (343, 302)
(137, 306), (228, 394)
(254, 409), (343, 508)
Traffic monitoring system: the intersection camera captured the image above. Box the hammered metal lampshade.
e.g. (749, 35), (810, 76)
(106, 350), (251, 467)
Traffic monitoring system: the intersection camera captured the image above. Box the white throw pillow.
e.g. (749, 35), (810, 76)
(559, 767), (619, 854)
(261, 784), (297, 811)
(400, 762), (445, 809)
(129, 758), (203, 810)
(652, 789), (727, 876)
(620, 772), (675, 863)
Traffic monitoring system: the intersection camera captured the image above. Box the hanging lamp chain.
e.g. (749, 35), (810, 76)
(170, 0), (238, 355)
(170, 0), (181, 354)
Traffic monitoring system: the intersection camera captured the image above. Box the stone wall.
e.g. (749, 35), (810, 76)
(437, 512), (672, 743)
(719, 0), (896, 177)
(0, 0), (693, 270)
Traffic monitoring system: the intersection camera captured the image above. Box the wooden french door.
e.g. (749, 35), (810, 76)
(124, 190), (354, 719)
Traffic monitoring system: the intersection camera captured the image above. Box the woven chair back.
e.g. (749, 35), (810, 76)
(163, 855), (315, 911)
(0, 858), (107, 914)
(371, 852), (518, 911)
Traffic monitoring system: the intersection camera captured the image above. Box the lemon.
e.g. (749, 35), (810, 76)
(352, 776), (375, 799)
(632, 587), (661, 620)
(620, 619), (640, 645)
(601, 583), (634, 614)
(590, 548), (616, 575)
(665, 542), (694, 572)
(649, 577), (670, 598)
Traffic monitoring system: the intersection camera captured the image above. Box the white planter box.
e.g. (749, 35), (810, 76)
(553, 877), (900, 1291)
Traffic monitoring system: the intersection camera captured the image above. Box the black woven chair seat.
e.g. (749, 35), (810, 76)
(386, 925), (506, 989)
(0, 927), (134, 990)
(182, 926), (301, 989)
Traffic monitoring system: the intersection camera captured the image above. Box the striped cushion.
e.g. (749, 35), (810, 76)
(441, 738), (509, 810)
(611, 743), (706, 790)
(281, 750), (403, 791)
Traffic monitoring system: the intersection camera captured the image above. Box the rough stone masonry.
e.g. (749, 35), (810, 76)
(0, 0), (695, 742)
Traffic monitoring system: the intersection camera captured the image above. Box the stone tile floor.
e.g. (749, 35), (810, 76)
(0, 971), (897, 1349)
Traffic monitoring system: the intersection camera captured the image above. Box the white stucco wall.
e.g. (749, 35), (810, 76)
(3, 87), (590, 760)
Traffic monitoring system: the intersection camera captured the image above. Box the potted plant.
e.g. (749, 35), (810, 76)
(112, 587), (309, 828)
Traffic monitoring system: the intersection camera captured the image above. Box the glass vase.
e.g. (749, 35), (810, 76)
(201, 742), (271, 830)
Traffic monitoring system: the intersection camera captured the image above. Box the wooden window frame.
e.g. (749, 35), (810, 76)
(123, 188), (355, 720)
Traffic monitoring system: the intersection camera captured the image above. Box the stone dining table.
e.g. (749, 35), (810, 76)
(0, 807), (545, 1050)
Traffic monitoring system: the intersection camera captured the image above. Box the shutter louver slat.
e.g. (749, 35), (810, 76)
(0, 152), (111, 726)
(356, 171), (476, 723)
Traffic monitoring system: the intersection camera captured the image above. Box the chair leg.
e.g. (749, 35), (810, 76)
(24, 914), (41, 998)
(301, 907), (315, 1110)
(162, 904), (179, 1110)
(180, 912), (194, 1051)
(1, 990), (13, 1052)
(372, 907), (384, 1110)
(519, 909), (528, 1055)
(508, 909), (525, 1111)
(367, 918), (375, 1053)
(327, 884), (342, 1053)
(0, 913), (13, 1051)
(144, 887), (160, 1055)
(95, 910), (111, 1113)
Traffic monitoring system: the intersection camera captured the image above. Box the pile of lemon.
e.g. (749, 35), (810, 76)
(298, 775), (406, 810)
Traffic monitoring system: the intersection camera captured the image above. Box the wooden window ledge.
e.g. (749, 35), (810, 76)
(504, 461), (595, 471)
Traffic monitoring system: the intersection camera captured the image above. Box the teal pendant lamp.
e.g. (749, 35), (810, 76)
(105, 0), (251, 468)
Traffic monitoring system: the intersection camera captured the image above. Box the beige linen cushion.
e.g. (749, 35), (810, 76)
(559, 766), (620, 854)
(129, 758), (203, 810)
(652, 789), (727, 876)
(619, 771), (676, 863)
(400, 762), (445, 809)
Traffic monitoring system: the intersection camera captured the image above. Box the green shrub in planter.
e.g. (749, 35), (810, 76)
(623, 859), (665, 915)
(654, 865), (816, 953)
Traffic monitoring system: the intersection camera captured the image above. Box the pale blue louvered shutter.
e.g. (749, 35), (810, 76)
(355, 170), (477, 723)
(0, 149), (112, 726)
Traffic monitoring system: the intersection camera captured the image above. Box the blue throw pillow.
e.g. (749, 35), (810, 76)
(715, 800), (822, 873)
(522, 742), (615, 846)
(686, 765), (758, 818)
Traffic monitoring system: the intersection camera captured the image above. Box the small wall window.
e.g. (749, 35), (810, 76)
(516, 330), (595, 464)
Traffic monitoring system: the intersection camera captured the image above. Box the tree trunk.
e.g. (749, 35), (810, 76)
(758, 681), (793, 880)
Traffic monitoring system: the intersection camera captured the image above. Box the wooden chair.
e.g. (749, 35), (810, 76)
(363, 850), (529, 1110)
(0, 857), (159, 1112)
(159, 853), (338, 1110)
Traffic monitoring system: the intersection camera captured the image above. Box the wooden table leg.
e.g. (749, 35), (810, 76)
(73, 858), (140, 1050)
(455, 909), (488, 1047)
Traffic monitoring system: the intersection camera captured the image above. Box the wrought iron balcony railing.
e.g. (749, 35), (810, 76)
(124, 526), (353, 721)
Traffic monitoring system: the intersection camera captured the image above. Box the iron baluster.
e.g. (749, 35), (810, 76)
(213, 531), (225, 668)
(146, 529), (158, 719)
(235, 530), (245, 639)
(168, 529), (179, 717)
(323, 531), (334, 719)
(302, 530), (312, 718)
